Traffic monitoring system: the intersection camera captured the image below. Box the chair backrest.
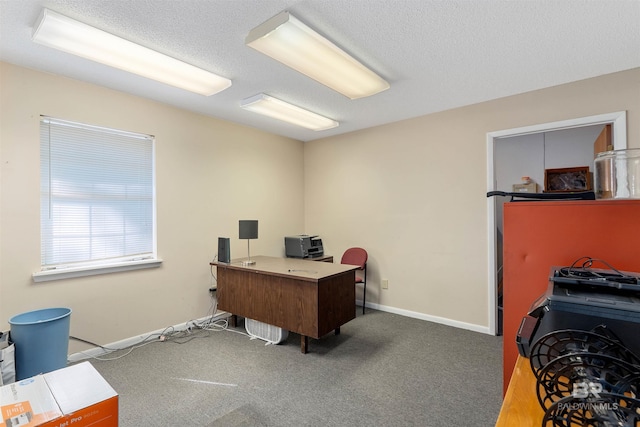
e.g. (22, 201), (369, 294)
(340, 247), (368, 269)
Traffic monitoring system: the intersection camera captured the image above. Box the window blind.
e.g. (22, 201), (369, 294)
(40, 117), (155, 269)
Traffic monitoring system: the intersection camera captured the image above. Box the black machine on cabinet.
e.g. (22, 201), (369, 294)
(517, 263), (640, 358)
(516, 260), (640, 427)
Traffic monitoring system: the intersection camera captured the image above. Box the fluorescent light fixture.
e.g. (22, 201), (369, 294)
(32, 8), (231, 96)
(246, 11), (389, 100)
(241, 94), (338, 131)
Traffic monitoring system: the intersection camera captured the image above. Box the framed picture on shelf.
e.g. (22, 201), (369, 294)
(544, 166), (591, 192)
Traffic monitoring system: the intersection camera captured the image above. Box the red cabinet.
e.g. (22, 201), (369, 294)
(502, 199), (640, 392)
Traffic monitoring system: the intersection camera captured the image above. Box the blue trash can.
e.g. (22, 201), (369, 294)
(8, 307), (72, 380)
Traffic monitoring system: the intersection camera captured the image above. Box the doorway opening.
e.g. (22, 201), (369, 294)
(485, 111), (627, 336)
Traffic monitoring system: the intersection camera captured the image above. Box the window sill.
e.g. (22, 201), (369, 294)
(32, 258), (163, 283)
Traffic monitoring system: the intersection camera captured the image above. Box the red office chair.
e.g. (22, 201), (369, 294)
(341, 247), (368, 315)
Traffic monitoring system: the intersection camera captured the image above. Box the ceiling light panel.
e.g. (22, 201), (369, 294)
(241, 94), (339, 131)
(32, 9), (232, 96)
(246, 11), (389, 100)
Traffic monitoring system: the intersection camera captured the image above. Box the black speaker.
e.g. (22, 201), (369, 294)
(218, 237), (230, 263)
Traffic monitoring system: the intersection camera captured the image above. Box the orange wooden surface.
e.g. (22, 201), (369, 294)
(502, 199), (640, 393)
(495, 356), (544, 427)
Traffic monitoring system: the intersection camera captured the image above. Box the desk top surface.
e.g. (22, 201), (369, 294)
(211, 255), (358, 281)
(495, 355), (544, 426)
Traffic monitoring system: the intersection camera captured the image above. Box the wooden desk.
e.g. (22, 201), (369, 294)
(211, 256), (358, 353)
(495, 356), (544, 426)
(286, 255), (333, 262)
(308, 255), (333, 263)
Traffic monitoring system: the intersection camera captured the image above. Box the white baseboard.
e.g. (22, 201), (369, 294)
(68, 312), (230, 362)
(70, 303), (490, 363)
(360, 300), (491, 335)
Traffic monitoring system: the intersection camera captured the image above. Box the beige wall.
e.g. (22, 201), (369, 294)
(0, 62), (304, 353)
(1, 61), (638, 352)
(305, 68), (640, 331)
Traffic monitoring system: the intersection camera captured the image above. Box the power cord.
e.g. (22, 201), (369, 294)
(560, 256), (636, 281)
(69, 291), (230, 361)
(69, 261), (256, 362)
(210, 253), (218, 292)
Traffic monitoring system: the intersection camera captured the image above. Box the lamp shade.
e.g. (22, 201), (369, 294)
(239, 220), (258, 239)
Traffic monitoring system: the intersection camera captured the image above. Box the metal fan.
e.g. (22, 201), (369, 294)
(535, 352), (640, 411)
(530, 328), (640, 380)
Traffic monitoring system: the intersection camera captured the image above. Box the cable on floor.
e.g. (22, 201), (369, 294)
(69, 287), (251, 361)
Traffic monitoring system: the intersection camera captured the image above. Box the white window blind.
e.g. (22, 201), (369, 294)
(40, 117), (156, 271)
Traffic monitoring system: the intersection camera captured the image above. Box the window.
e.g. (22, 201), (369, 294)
(34, 117), (160, 282)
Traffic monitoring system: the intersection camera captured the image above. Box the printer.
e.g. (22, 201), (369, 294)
(516, 265), (640, 358)
(284, 235), (324, 258)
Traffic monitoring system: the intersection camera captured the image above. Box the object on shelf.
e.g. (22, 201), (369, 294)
(512, 182), (537, 193)
(594, 148), (640, 199)
(544, 166), (591, 192)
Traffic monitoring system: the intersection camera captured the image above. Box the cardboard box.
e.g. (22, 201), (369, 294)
(0, 362), (117, 427)
(512, 182), (537, 193)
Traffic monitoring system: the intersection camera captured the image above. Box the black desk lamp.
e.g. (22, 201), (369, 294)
(239, 220), (258, 266)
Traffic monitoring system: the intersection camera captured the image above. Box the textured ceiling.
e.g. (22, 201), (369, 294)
(1, 0), (639, 141)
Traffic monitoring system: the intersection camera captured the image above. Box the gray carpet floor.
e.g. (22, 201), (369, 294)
(87, 309), (503, 426)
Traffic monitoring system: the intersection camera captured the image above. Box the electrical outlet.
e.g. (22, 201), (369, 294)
(381, 279), (389, 290)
